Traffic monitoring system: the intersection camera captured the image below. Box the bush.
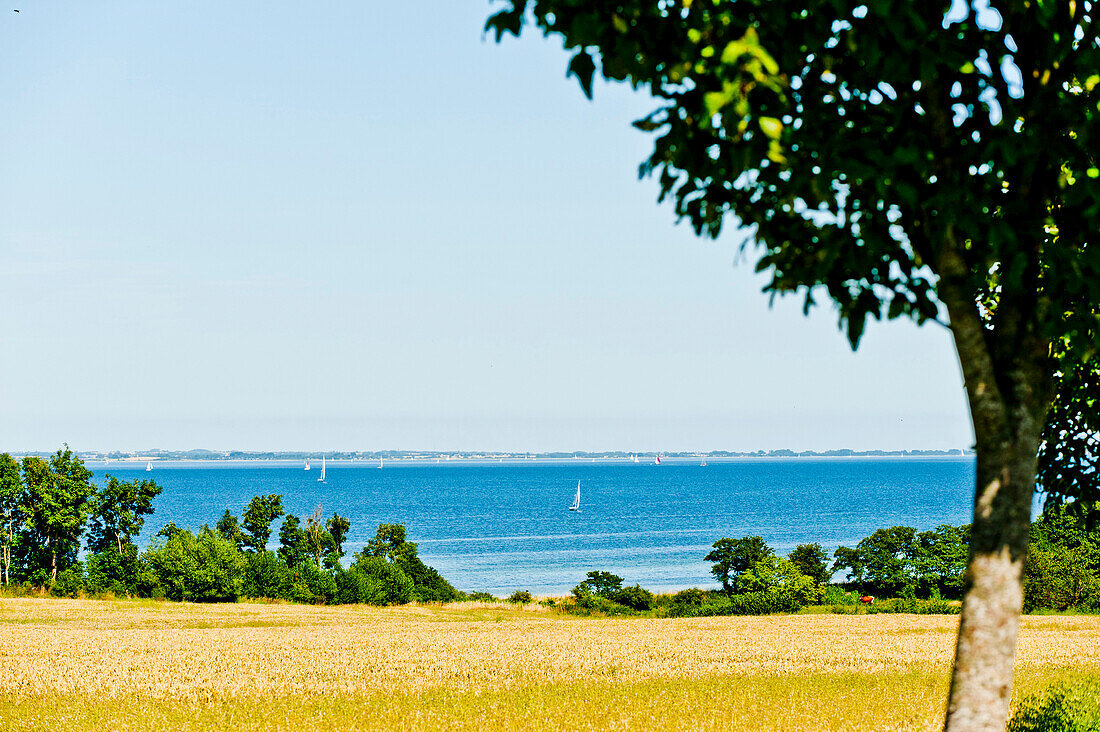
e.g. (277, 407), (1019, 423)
(508, 590), (533, 604)
(667, 589), (800, 618)
(51, 563), (84, 598)
(1008, 680), (1100, 732)
(243, 551), (293, 600)
(85, 545), (144, 596)
(615, 584), (655, 611)
(570, 592), (634, 616)
(866, 597), (960, 615)
(289, 561), (337, 604)
(144, 528), (246, 602)
(348, 554), (414, 605)
(822, 585), (857, 605)
(465, 591), (497, 602)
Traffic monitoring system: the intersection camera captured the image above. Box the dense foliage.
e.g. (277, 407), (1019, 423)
(0, 449), (459, 605)
(556, 503), (1100, 617)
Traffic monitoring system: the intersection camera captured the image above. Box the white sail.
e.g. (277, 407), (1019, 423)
(146, 462), (152, 472)
(304, 459), (311, 471)
(654, 454), (661, 465)
(569, 480), (581, 511)
(318, 455), (326, 482)
(378, 457), (383, 469)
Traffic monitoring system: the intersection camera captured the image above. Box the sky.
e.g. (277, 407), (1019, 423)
(0, 2), (975, 453)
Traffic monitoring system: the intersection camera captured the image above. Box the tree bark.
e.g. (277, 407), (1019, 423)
(943, 435), (1039, 731)
(937, 243), (1050, 732)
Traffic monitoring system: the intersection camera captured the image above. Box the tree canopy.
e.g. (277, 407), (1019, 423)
(487, 2), (1099, 727)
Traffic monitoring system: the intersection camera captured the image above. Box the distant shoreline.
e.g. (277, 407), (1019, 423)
(8, 449), (974, 463)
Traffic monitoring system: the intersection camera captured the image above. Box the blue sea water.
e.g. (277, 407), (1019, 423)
(93, 457), (980, 595)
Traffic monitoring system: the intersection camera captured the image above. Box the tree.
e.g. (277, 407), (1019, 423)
(366, 523), (408, 560)
(914, 524), (972, 599)
(573, 570), (624, 598)
(1022, 503), (1100, 611)
(277, 514), (311, 567)
(305, 505), (333, 570)
(734, 554), (822, 608)
(87, 476), (162, 555)
(1037, 359), (1100, 517)
(19, 448), (96, 583)
(487, 3), (1100, 727)
(832, 526), (920, 597)
(789, 543), (831, 585)
(0, 453), (22, 585)
(86, 475), (162, 594)
(326, 513), (351, 563)
(145, 527), (245, 602)
(363, 523), (459, 602)
(705, 536), (773, 593)
(215, 509), (244, 550)
(241, 494), (285, 553)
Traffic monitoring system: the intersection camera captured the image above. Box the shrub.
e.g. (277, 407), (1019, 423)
(289, 561), (338, 604)
(1008, 680), (1100, 732)
(570, 592), (633, 616)
(465, 591), (497, 602)
(51, 563), (84, 598)
(667, 589), (800, 617)
(144, 528), (246, 602)
(866, 597), (960, 615)
(508, 590), (533, 604)
(822, 585), (857, 605)
(829, 604), (860, 614)
(243, 551), (293, 600)
(85, 545), (145, 596)
(614, 584), (655, 611)
(335, 567), (371, 604)
(348, 554), (414, 605)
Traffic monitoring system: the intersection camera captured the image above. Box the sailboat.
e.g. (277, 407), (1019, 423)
(317, 456), (326, 482)
(569, 480), (581, 512)
(304, 458), (311, 471)
(701, 458), (707, 466)
(632, 454), (639, 463)
(377, 457), (383, 469)
(654, 454), (662, 465)
(145, 462), (152, 472)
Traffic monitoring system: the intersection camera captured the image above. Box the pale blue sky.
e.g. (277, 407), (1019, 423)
(0, 2), (973, 452)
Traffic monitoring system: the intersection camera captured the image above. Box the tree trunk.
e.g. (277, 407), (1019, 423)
(51, 550), (57, 583)
(937, 242), (1051, 732)
(943, 435), (1039, 731)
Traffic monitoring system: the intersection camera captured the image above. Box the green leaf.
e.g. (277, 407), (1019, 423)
(567, 51), (597, 99)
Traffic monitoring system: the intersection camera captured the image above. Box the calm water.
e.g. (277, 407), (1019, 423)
(95, 458), (977, 595)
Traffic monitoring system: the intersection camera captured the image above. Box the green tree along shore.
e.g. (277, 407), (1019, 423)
(2, 447), (1097, 615)
(0, 448), (459, 604)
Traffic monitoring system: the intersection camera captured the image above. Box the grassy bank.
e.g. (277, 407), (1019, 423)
(1, 599), (1098, 730)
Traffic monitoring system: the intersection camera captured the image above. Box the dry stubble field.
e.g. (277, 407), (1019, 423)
(1, 599), (1098, 731)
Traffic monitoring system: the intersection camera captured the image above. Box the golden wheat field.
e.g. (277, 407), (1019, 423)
(1, 599), (1098, 731)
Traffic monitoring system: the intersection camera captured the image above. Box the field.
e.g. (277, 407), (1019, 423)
(1, 599), (1099, 731)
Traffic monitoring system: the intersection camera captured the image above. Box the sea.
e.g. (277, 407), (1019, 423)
(89, 457), (985, 596)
